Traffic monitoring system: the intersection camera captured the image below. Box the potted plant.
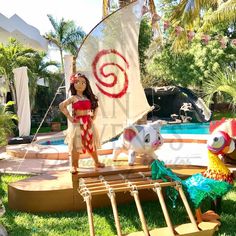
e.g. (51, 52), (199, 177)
(50, 115), (62, 132)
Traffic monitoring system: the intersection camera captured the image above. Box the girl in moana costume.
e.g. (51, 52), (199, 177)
(59, 73), (105, 174)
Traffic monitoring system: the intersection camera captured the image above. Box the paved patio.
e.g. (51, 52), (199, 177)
(1, 132), (235, 176)
(0, 133), (69, 175)
(0, 133), (207, 174)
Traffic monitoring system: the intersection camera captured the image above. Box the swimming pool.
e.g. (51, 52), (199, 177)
(39, 122), (210, 146)
(40, 139), (66, 145)
(160, 122), (210, 134)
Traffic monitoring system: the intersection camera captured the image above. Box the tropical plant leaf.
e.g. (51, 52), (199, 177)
(44, 15), (85, 72)
(202, 0), (236, 30)
(0, 102), (18, 146)
(203, 67), (236, 108)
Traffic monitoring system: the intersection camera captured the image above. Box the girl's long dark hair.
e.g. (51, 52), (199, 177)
(70, 73), (98, 111)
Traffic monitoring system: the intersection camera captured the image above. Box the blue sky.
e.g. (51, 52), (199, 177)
(0, 0), (103, 34)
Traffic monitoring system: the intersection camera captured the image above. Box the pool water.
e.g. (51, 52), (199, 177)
(39, 123), (210, 146)
(40, 139), (65, 145)
(160, 122), (210, 134)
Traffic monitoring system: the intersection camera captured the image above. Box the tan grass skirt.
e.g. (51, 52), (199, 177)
(64, 118), (100, 153)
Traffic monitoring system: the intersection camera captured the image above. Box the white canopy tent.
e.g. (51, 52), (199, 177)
(13, 67), (31, 136)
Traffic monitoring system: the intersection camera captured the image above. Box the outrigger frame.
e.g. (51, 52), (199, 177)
(78, 171), (219, 236)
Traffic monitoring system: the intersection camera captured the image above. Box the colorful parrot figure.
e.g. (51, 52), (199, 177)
(152, 119), (235, 223)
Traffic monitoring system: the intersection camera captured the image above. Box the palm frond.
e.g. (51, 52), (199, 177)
(202, 0), (236, 30)
(44, 15), (86, 72)
(47, 14), (59, 31)
(170, 0), (218, 25)
(170, 30), (190, 53)
(44, 34), (61, 48)
(203, 67), (236, 106)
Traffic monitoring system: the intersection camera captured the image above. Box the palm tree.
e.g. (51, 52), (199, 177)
(103, 0), (163, 44)
(44, 15), (85, 73)
(202, 0), (236, 31)
(0, 38), (59, 112)
(170, 0), (218, 25)
(65, 40), (83, 74)
(0, 101), (18, 146)
(170, 0), (236, 26)
(0, 38), (39, 107)
(27, 51), (59, 111)
(169, 0), (236, 51)
(203, 68), (236, 110)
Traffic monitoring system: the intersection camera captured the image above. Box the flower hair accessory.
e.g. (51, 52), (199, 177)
(69, 74), (79, 84)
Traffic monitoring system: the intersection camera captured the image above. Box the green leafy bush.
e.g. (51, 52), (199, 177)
(0, 101), (18, 146)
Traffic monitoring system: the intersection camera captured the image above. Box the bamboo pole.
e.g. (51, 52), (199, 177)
(177, 185), (199, 232)
(80, 179), (156, 191)
(80, 181), (177, 196)
(131, 190), (150, 236)
(84, 195), (95, 236)
(80, 179), (164, 191)
(80, 178), (153, 188)
(79, 172), (152, 184)
(107, 189), (122, 236)
(153, 186), (175, 236)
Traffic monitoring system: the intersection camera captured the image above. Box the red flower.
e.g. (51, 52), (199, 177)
(69, 74), (79, 84)
(152, 13), (161, 23)
(141, 5), (149, 15)
(201, 34), (211, 44)
(175, 26), (184, 36)
(231, 39), (236, 47)
(187, 31), (195, 41)
(219, 37), (228, 48)
(163, 21), (170, 31)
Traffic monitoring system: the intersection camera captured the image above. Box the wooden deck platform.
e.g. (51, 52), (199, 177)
(8, 163), (207, 213)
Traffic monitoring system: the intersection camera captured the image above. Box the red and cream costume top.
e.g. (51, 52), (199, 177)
(72, 96), (94, 153)
(72, 99), (91, 110)
(72, 98), (91, 122)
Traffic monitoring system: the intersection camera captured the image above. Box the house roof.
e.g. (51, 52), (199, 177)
(0, 13), (48, 51)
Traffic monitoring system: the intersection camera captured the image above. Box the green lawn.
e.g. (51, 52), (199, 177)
(0, 174), (236, 236)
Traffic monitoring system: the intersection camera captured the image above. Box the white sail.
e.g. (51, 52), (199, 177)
(76, 0), (151, 143)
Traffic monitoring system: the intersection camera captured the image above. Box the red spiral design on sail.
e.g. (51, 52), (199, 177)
(92, 49), (129, 98)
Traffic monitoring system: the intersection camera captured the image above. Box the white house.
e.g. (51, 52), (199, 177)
(0, 13), (48, 50)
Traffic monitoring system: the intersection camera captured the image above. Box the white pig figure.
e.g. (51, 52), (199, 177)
(113, 121), (164, 166)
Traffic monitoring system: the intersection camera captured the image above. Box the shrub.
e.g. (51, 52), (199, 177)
(0, 101), (18, 146)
